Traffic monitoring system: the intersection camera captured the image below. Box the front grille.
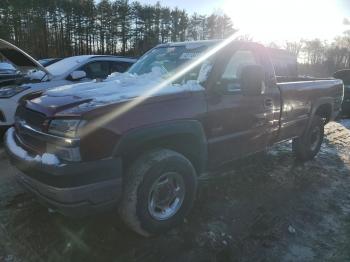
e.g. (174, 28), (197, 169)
(15, 132), (45, 155)
(18, 132), (46, 154)
(16, 106), (46, 131)
(15, 105), (47, 154)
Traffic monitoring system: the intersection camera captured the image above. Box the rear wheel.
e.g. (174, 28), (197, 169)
(292, 115), (324, 161)
(119, 149), (197, 237)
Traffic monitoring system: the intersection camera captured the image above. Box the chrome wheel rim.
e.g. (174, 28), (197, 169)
(310, 126), (321, 151)
(148, 172), (185, 221)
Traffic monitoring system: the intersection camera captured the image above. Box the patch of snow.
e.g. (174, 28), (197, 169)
(6, 128), (29, 160)
(46, 55), (92, 76)
(45, 67), (205, 106)
(5, 128), (60, 166)
(41, 153), (60, 165)
(185, 43), (207, 50)
(48, 208), (56, 214)
(198, 62), (213, 83)
(288, 225), (296, 234)
(179, 52), (200, 60)
(108, 72), (121, 78)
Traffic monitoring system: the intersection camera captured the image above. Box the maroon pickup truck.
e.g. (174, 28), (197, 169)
(5, 40), (343, 236)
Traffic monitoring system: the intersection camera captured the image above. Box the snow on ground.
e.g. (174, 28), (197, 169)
(5, 128), (60, 166)
(45, 67), (205, 106)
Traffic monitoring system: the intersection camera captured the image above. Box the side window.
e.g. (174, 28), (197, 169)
(80, 61), (110, 79)
(221, 50), (258, 91)
(110, 61), (133, 73)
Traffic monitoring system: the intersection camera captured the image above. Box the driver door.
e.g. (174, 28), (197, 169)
(205, 48), (271, 168)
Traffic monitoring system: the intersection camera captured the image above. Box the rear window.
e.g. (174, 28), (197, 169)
(268, 48), (298, 77)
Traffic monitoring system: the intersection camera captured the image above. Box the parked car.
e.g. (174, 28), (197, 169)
(0, 39), (137, 132)
(0, 62), (16, 74)
(333, 69), (350, 116)
(5, 40), (343, 236)
(0, 62), (23, 87)
(38, 58), (62, 67)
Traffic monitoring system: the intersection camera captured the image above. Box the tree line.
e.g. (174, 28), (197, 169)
(0, 0), (236, 59)
(1, 0), (348, 77)
(284, 31), (350, 76)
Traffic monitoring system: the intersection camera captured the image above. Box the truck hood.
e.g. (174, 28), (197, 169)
(27, 94), (92, 116)
(0, 39), (51, 78)
(34, 68), (204, 115)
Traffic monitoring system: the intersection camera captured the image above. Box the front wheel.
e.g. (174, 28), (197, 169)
(292, 115), (324, 161)
(119, 149), (197, 237)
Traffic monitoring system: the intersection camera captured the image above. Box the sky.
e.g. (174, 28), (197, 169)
(137, 0), (350, 44)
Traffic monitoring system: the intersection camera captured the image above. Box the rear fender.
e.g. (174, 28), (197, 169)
(305, 97), (334, 132)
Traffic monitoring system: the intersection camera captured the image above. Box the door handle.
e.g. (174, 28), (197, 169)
(264, 98), (273, 108)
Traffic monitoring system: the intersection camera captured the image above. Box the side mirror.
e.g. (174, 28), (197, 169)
(69, 70), (87, 81)
(240, 65), (264, 96)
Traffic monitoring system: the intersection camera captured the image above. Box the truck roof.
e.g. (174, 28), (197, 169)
(156, 40), (265, 49)
(157, 40), (221, 48)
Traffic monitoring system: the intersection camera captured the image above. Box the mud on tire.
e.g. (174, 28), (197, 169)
(292, 115), (324, 161)
(119, 149), (197, 237)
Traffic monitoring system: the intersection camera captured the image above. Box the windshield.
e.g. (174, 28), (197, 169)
(46, 56), (84, 76)
(128, 45), (213, 83)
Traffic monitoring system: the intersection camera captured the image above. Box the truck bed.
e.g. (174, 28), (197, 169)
(276, 78), (343, 141)
(276, 76), (333, 83)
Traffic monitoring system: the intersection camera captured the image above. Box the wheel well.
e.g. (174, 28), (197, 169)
(121, 134), (205, 175)
(315, 103), (332, 123)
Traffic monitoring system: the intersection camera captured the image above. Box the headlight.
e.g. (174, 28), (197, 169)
(0, 85), (29, 98)
(48, 119), (86, 138)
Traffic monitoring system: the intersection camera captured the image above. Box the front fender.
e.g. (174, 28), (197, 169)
(113, 120), (208, 173)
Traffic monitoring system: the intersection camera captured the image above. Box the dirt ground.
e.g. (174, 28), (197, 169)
(1, 119), (350, 262)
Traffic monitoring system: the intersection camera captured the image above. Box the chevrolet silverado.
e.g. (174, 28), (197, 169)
(5, 40), (344, 236)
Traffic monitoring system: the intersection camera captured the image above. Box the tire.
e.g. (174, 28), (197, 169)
(292, 115), (324, 161)
(119, 149), (197, 237)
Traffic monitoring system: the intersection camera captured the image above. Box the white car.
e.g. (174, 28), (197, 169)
(0, 39), (136, 132)
(0, 62), (16, 73)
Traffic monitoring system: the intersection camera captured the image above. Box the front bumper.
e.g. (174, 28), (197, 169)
(5, 128), (123, 217)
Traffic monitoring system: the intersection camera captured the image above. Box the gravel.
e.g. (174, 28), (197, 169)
(0, 119), (350, 261)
